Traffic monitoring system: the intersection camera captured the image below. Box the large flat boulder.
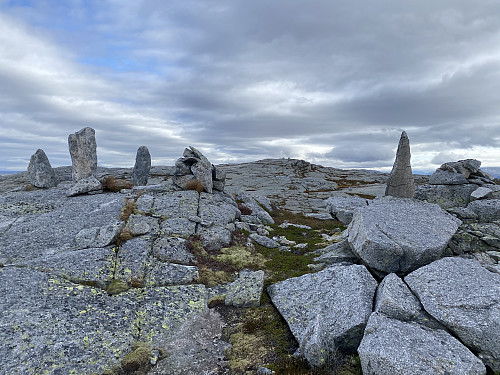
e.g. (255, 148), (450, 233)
(358, 313), (486, 375)
(405, 257), (500, 372)
(347, 197), (461, 274)
(268, 264), (377, 367)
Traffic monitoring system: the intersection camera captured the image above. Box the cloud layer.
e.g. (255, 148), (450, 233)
(0, 0), (499, 172)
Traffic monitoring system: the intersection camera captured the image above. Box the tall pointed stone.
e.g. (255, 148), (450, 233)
(131, 146), (151, 186)
(385, 131), (415, 198)
(68, 127), (97, 182)
(27, 149), (58, 188)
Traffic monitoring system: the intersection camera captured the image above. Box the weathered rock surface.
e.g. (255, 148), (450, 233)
(347, 197), (461, 274)
(326, 193), (369, 224)
(314, 239), (359, 265)
(374, 273), (442, 329)
(268, 264), (377, 366)
(358, 313), (486, 375)
(429, 168), (469, 185)
(414, 183), (478, 209)
(405, 257), (500, 371)
(148, 310), (229, 375)
(385, 131), (415, 198)
(27, 149), (58, 188)
(172, 146), (226, 193)
(67, 175), (103, 196)
(470, 186), (494, 201)
(224, 270), (265, 308)
(68, 127), (97, 181)
(131, 145), (151, 186)
(236, 192), (275, 225)
(467, 199), (500, 222)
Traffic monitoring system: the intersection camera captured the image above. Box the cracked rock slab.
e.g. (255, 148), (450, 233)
(359, 313), (486, 375)
(347, 197), (461, 274)
(268, 264), (377, 367)
(405, 257), (500, 372)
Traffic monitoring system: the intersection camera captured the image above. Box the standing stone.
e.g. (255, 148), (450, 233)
(131, 146), (151, 186)
(27, 149), (58, 188)
(385, 131), (415, 198)
(68, 127), (97, 181)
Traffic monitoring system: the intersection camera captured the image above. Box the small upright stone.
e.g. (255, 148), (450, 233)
(131, 146), (151, 186)
(27, 149), (57, 188)
(68, 127), (97, 182)
(385, 131), (415, 198)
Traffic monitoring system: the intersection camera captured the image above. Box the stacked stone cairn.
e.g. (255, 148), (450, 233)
(172, 146), (226, 193)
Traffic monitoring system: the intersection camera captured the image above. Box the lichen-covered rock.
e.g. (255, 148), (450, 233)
(123, 214), (159, 236)
(68, 127), (98, 181)
(414, 184), (477, 209)
(146, 262), (199, 287)
(314, 239), (359, 265)
(27, 149), (58, 188)
(131, 146), (151, 186)
(115, 236), (151, 283)
(470, 186), (494, 201)
(385, 131), (415, 198)
(268, 264), (377, 367)
(347, 197), (461, 274)
(0, 267), (137, 375)
(235, 192), (274, 225)
(429, 168), (468, 185)
(152, 237), (195, 265)
(326, 193), (369, 224)
(16, 247), (115, 289)
(148, 310), (229, 375)
(75, 221), (123, 248)
(467, 199), (500, 222)
(405, 257), (500, 371)
(358, 313), (486, 375)
(0, 191), (123, 264)
(225, 270), (265, 308)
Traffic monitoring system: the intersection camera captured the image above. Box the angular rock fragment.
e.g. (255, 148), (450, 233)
(470, 187), (494, 201)
(467, 199), (500, 222)
(429, 168), (469, 185)
(268, 264), (377, 366)
(359, 313), (486, 375)
(27, 149), (58, 188)
(225, 270), (265, 308)
(68, 127), (97, 181)
(347, 197), (461, 274)
(414, 183), (477, 208)
(326, 193), (369, 224)
(131, 146), (151, 186)
(405, 257), (500, 372)
(67, 175), (103, 196)
(385, 131), (415, 198)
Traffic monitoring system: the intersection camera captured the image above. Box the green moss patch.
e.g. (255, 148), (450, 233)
(106, 279), (130, 296)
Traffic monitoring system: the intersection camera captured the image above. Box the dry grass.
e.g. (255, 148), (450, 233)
(185, 179), (204, 193)
(120, 198), (137, 221)
(237, 202), (253, 215)
(102, 176), (133, 192)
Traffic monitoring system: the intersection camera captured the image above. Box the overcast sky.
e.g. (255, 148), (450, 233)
(1, 0), (499, 172)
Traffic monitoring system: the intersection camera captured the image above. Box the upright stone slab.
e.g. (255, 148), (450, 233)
(385, 131), (415, 198)
(131, 146), (151, 186)
(68, 127), (97, 181)
(27, 149), (58, 188)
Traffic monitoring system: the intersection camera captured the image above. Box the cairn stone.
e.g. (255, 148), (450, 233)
(385, 131), (415, 198)
(68, 127), (97, 181)
(27, 149), (57, 188)
(172, 146), (226, 193)
(131, 146), (151, 186)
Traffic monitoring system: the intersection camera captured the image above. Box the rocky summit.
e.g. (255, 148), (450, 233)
(1, 134), (500, 375)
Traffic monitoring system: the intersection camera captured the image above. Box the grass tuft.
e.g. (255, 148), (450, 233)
(102, 176), (133, 192)
(185, 179), (204, 193)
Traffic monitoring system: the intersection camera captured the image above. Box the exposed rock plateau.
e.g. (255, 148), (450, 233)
(0, 135), (499, 374)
